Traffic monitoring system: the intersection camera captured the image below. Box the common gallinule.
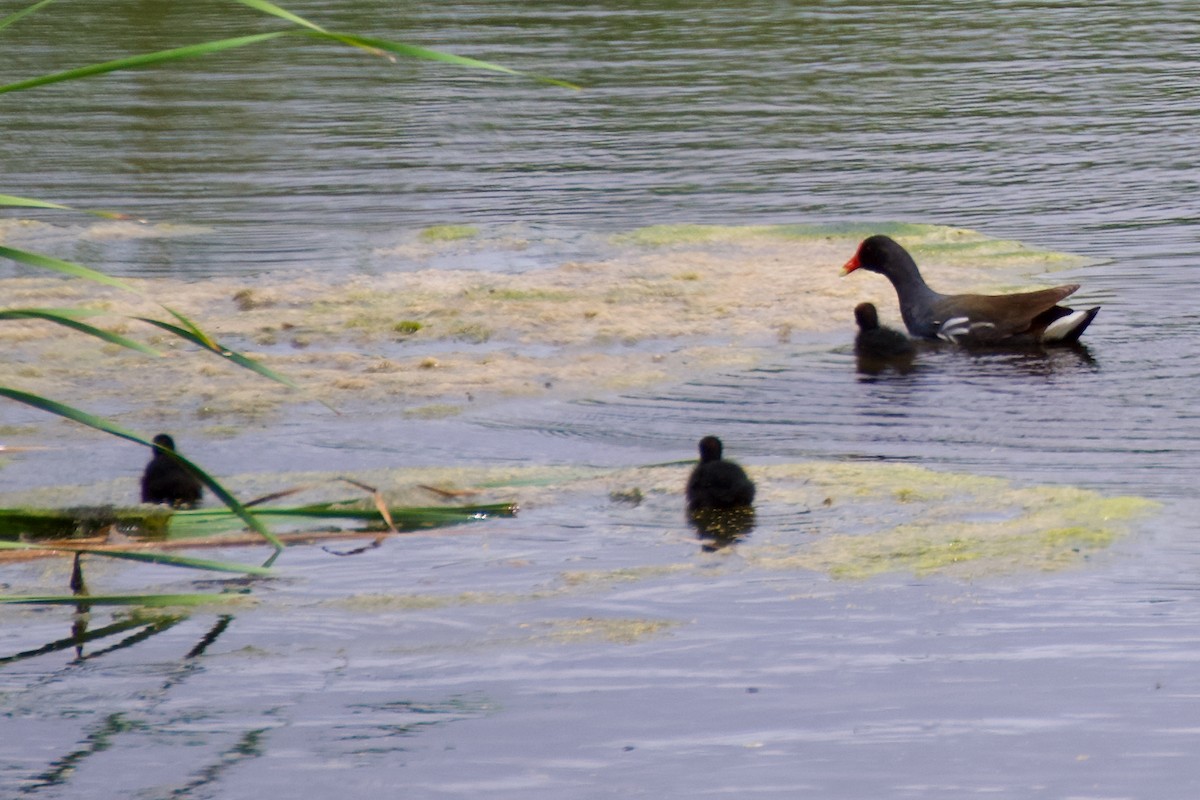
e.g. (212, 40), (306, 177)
(854, 302), (915, 358)
(686, 436), (755, 511)
(841, 235), (1100, 345)
(141, 433), (203, 508)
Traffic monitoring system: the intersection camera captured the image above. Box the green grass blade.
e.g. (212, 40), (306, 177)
(0, 593), (242, 607)
(0, 308), (162, 356)
(236, 0), (578, 87)
(0, 245), (142, 294)
(136, 316), (301, 391)
(0, 14), (576, 96)
(0, 389), (283, 552)
(0, 387), (148, 445)
(0, 540), (271, 575)
(0, 306), (102, 318)
(303, 31), (581, 89)
(87, 549), (271, 575)
(0, 193), (73, 211)
(158, 304), (218, 348)
(0, 32), (289, 95)
(166, 502), (516, 537)
(0, 0), (58, 32)
(234, 0), (327, 32)
(0, 193), (134, 220)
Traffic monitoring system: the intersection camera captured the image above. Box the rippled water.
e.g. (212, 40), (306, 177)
(5, 2), (1200, 797)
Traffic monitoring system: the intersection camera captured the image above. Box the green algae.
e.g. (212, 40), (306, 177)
(618, 222), (963, 248)
(1, 223), (1088, 427)
(476, 288), (575, 302)
(0, 455), (1160, 603)
(418, 224), (479, 243)
(559, 563), (695, 588)
(393, 320), (423, 335)
(533, 616), (678, 645)
(402, 403), (463, 419)
(747, 464), (1159, 580)
(329, 590), (542, 612)
(619, 221), (1088, 271)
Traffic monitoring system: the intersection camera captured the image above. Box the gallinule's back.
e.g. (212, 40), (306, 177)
(141, 433), (203, 508)
(854, 302), (915, 358)
(686, 436), (755, 511)
(842, 235), (1099, 346)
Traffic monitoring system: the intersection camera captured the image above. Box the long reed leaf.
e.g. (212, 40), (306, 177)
(0, 389), (282, 552)
(0, 193), (134, 220)
(0, 23), (576, 96)
(165, 502), (516, 538)
(158, 305), (220, 349)
(302, 31), (580, 89)
(0, 0), (57, 32)
(0, 308), (162, 356)
(0, 593), (242, 607)
(0, 193), (72, 211)
(0, 245), (142, 293)
(0, 32), (289, 95)
(234, 0), (326, 33)
(136, 315), (300, 390)
(0, 540), (271, 575)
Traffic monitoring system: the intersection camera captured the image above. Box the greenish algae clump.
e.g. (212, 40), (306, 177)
(0, 224), (1091, 432)
(418, 224), (479, 242)
(746, 463), (1158, 580)
(617, 222), (1090, 270)
(533, 617), (678, 645)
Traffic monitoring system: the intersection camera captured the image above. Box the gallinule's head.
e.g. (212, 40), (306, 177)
(854, 302), (881, 331)
(151, 433), (177, 451)
(841, 235), (916, 280)
(698, 435), (723, 463)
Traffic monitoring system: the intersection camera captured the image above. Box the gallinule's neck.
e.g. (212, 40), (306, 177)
(843, 235), (942, 337)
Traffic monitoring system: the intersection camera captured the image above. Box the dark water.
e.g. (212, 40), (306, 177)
(5, 2), (1200, 797)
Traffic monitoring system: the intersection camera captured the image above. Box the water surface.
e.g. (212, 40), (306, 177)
(4, 2), (1200, 797)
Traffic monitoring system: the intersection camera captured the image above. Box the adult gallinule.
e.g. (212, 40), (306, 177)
(854, 302), (915, 358)
(686, 436), (755, 511)
(141, 433), (203, 508)
(841, 235), (1100, 345)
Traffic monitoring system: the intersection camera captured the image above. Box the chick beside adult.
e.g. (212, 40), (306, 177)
(141, 433), (203, 508)
(854, 302), (915, 358)
(842, 234), (1099, 345)
(685, 436), (755, 511)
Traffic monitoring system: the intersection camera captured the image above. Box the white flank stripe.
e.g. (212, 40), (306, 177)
(937, 317), (994, 344)
(1043, 310), (1087, 342)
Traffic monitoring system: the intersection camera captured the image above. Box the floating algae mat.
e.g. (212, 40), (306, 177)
(743, 461), (1159, 580)
(0, 224), (1092, 427)
(0, 453), (1156, 579)
(428, 459), (1158, 582)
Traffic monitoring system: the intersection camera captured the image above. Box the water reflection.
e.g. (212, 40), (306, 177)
(0, 614), (184, 667)
(855, 349), (916, 378)
(688, 506), (755, 552)
(955, 342), (1099, 377)
(22, 712), (148, 794)
(5, 612), (242, 793)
